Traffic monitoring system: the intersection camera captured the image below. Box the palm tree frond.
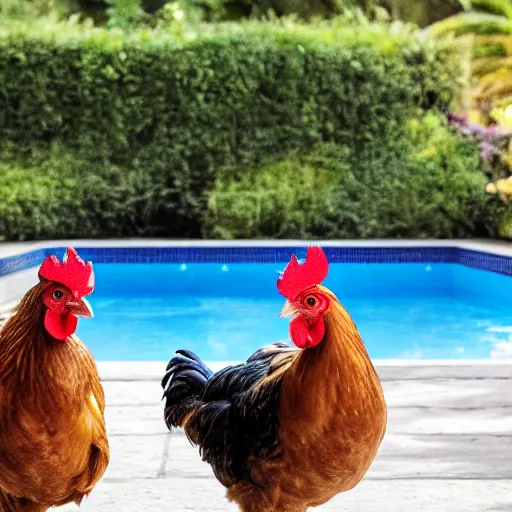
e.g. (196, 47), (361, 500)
(428, 12), (512, 37)
(475, 67), (512, 99)
(474, 40), (508, 57)
(473, 55), (512, 75)
(470, 0), (512, 20)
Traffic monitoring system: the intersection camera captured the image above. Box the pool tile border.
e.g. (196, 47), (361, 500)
(0, 249), (46, 277)
(1, 244), (512, 278)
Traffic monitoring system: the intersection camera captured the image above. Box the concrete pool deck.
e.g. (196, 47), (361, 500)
(49, 361), (512, 512)
(1, 239), (511, 510)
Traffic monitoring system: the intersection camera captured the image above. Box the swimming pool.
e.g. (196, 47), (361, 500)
(70, 261), (510, 361)
(2, 244), (512, 361)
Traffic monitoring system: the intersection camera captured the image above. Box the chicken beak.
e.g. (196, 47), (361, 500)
(279, 300), (297, 319)
(66, 297), (94, 319)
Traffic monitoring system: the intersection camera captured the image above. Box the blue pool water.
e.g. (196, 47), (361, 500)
(75, 262), (512, 361)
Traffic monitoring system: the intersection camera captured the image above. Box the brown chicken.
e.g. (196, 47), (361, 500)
(162, 246), (387, 511)
(0, 248), (109, 512)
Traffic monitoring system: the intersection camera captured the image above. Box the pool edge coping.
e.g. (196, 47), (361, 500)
(1, 238), (512, 259)
(2, 238), (512, 280)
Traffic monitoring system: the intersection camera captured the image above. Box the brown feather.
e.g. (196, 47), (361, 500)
(0, 282), (109, 511)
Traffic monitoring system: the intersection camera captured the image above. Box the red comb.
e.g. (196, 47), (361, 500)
(38, 247), (94, 297)
(277, 246), (329, 301)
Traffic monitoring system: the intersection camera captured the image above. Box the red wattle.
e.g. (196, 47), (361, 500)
(44, 310), (78, 341)
(289, 316), (325, 349)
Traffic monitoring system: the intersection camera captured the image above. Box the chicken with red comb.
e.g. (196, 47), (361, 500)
(0, 248), (109, 511)
(162, 246), (387, 511)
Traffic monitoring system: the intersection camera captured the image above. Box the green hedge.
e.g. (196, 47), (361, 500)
(0, 19), (487, 240)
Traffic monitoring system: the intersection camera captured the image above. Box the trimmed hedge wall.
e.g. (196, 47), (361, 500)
(0, 21), (493, 240)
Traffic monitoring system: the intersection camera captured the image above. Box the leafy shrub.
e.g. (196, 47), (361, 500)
(447, 112), (512, 174)
(403, 113), (499, 238)
(0, 146), (83, 241)
(0, 0), (70, 21)
(105, 0), (145, 28)
(204, 114), (500, 239)
(204, 149), (346, 239)
(0, 146), (182, 240)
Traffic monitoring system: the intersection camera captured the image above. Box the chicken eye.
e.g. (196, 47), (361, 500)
(306, 297), (316, 306)
(53, 290), (64, 300)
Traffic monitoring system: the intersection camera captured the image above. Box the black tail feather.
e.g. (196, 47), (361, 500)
(165, 352), (207, 371)
(176, 349), (206, 364)
(161, 350), (213, 429)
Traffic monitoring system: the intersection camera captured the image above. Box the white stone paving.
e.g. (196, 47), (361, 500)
(47, 363), (512, 511)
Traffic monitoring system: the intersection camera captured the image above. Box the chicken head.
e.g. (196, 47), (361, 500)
(277, 246), (331, 349)
(38, 247), (94, 341)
